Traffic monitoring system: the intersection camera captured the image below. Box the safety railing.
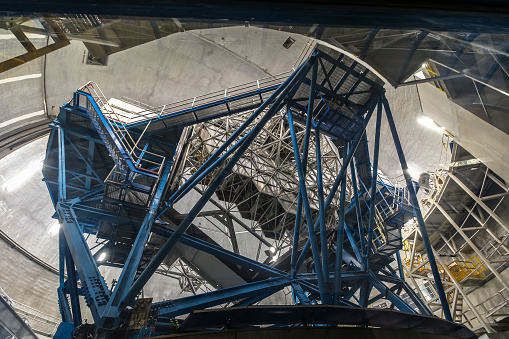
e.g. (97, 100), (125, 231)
(425, 64), (446, 93)
(403, 243), (486, 283)
(292, 39), (316, 70)
(356, 167), (407, 255)
(89, 71), (293, 127)
(447, 256), (486, 281)
(77, 82), (165, 177)
(371, 205), (388, 251)
(109, 40), (315, 128)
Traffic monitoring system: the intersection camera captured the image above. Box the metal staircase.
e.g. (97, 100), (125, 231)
(344, 172), (414, 270)
(73, 82), (166, 207)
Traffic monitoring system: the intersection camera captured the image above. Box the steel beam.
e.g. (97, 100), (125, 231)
(448, 172), (509, 234)
(294, 103), (377, 273)
(57, 204), (110, 326)
(369, 272), (417, 314)
(193, 188), (271, 247)
(159, 58), (312, 215)
(120, 56), (316, 308)
(366, 102), (382, 264)
(359, 29), (379, 60)
(290, 61), (317, 280)
(64, 247), (82, 327)
(58, 127), (67, 202)
(350, 160), (366, 261)
(104, 163), (172, 316)
(396, 30), (428, 84)
(397, 73), (465, 87)
(433, 201), (509, 293)
(288, 109), (327, 301)
(153, 227), (286, 278)
(0, 39), (70, 74)
(383, 95), (452, 321)
(154, 277), (292, 318)
(315, 129), (329, 289)
(334, 144), (348, 305)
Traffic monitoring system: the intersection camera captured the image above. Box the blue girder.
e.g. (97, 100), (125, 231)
(42, 45), (457, 337)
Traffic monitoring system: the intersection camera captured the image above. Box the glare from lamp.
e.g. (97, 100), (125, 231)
(414, 70), (425, 80)
(269, 246), (276, 254)
(48, 220), (60, 236)
(2, 161), (43, 192)
(97, 252), (107, 262)
(406, 167), (420, 181)
(270, 252), (280, 263)
(417, 116), (445, 133)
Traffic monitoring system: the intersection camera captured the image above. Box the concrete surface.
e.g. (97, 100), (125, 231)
(44, 27), (312, 118)
(0, 136), (59, 266)
(419, 81), (509, 183)
(366, 84), (449, 181)
(0, 30), (48, 136)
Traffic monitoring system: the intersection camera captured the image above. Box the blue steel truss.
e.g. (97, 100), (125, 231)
(43, 45), (455, 337)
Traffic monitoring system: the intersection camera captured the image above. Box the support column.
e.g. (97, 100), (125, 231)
(288, 109), (327, 301)
(366, 102), (382, 263)
(383, 95), (452, 321)
(291, 61), (317, 280)
(105, 163), (173, 315)
(334, 144), (348, 305)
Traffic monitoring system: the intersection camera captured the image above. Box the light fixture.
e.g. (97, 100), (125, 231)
(264, 246), (277, 258)
(282, 37), (295, 49)
(97, 252), (107, 262)
(270, 252), (280, 263)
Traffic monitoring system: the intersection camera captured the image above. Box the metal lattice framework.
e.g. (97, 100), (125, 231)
(177, 111), (348, 255)
(401, 143), (509, 334)
(42, 44), (477, 338)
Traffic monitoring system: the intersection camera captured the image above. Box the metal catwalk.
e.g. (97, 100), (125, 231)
(42, 45), (474, 338)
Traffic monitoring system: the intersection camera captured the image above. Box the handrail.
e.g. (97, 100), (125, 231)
(79, 82), (165, 174)
(74, 89), (163, 178)
(90, 71), (293, 127)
